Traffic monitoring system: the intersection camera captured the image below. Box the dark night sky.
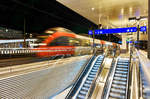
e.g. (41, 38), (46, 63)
(0, 0), (121, 43)
(0, 0), (97, 33)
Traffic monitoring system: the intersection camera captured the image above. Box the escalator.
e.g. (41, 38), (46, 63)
(66, 55), (104, 99)
(103, 58), (130, 99)
(76, 55), (104, 99)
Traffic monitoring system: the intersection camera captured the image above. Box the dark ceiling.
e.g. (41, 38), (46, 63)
(0, 0), (98, 33)
(0, 0), (121, 43)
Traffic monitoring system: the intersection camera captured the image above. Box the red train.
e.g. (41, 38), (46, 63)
(33, 27), (119, 57)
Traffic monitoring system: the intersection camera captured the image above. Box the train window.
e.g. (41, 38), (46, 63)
(82, 40), (90, 46)
(77, 39), (91, 46)
(48, 36), (69, 46)
(48, 36), (80, 46)
(68, 38), (80, 46)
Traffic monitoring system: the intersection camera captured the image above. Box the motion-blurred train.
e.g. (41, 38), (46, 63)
(33, 27), (119, 57)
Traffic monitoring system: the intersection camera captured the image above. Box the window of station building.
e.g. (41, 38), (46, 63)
(48, 36), (80, 46)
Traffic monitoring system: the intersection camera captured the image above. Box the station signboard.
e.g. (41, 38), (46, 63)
(88, 26), (147, 35)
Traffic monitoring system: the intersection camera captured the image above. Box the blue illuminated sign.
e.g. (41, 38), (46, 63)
(140, 26), (147, 32)
(126, 41), (139, 43)
(118, 41), (122, 44)
(127, 41), (132, 43)
(88, 30), (93, 35)
(88, 26), (147, 35)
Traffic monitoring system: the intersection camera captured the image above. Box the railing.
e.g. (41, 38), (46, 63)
(126, 55), (131, 99)
(0, 48), (75, 54)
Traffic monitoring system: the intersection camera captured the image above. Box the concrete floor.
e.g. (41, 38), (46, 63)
(0, 55), (91, 98)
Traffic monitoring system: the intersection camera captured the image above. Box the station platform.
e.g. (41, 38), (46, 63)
(0, 55), (91, 98)
(0, 49), (149, 99)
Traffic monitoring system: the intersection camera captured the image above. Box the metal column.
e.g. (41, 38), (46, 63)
(137, 25), (139, 50)
(148, 0), (150, 58)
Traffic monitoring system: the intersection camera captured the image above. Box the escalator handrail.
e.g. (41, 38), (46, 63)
(126, 58), (131, 99)
(135, 49), (150, 86)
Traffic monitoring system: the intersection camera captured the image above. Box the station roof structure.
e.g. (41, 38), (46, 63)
(57, 0), (148, 28)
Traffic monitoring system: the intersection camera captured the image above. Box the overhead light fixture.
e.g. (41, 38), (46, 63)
(129, 7), (133, 16)
(129, 7), (132, 12)
(121, 8), (124, 15)
(91, 8), (95, 11)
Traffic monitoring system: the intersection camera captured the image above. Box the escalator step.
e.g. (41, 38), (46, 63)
(116, 65), (128, 68)
(113, 80), (127, 85)
(88, 74), (95, 78)
(83, 83), (91, 88)
(118, 61), (129, 63)
(87, 77), (94, 81)
(91, 69), (98, 72)
(109, 92), (125, 99)
(97, 58), (102, 60)
(143, 87), (150, 93)
(117, 63), (129, 66)
(94, 65), (100, 67)
(96, 61), (102, 63)
(118, 59), (129, 61)
(112, 84), (126, 89)
(114, 77), (127, 81)
(79, 90), (87, 95)
(85, 80), (92, 84)
(81, 87), (89, 91)
(77, 94), (85, 99)
(98, 57), (103, 60)
(92, 67), (99, 70)
(111, 88), (126, 94)
(115, 74), (127, 78)
(116, 68), (128, 71)
(90, 71), (96, 75)
(115, 71), (128, 74)
(90, 72), (97, 75)
(95, 63), (101, 65)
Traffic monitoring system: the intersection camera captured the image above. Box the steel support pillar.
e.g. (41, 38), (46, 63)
(148, 0), (150, 58)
